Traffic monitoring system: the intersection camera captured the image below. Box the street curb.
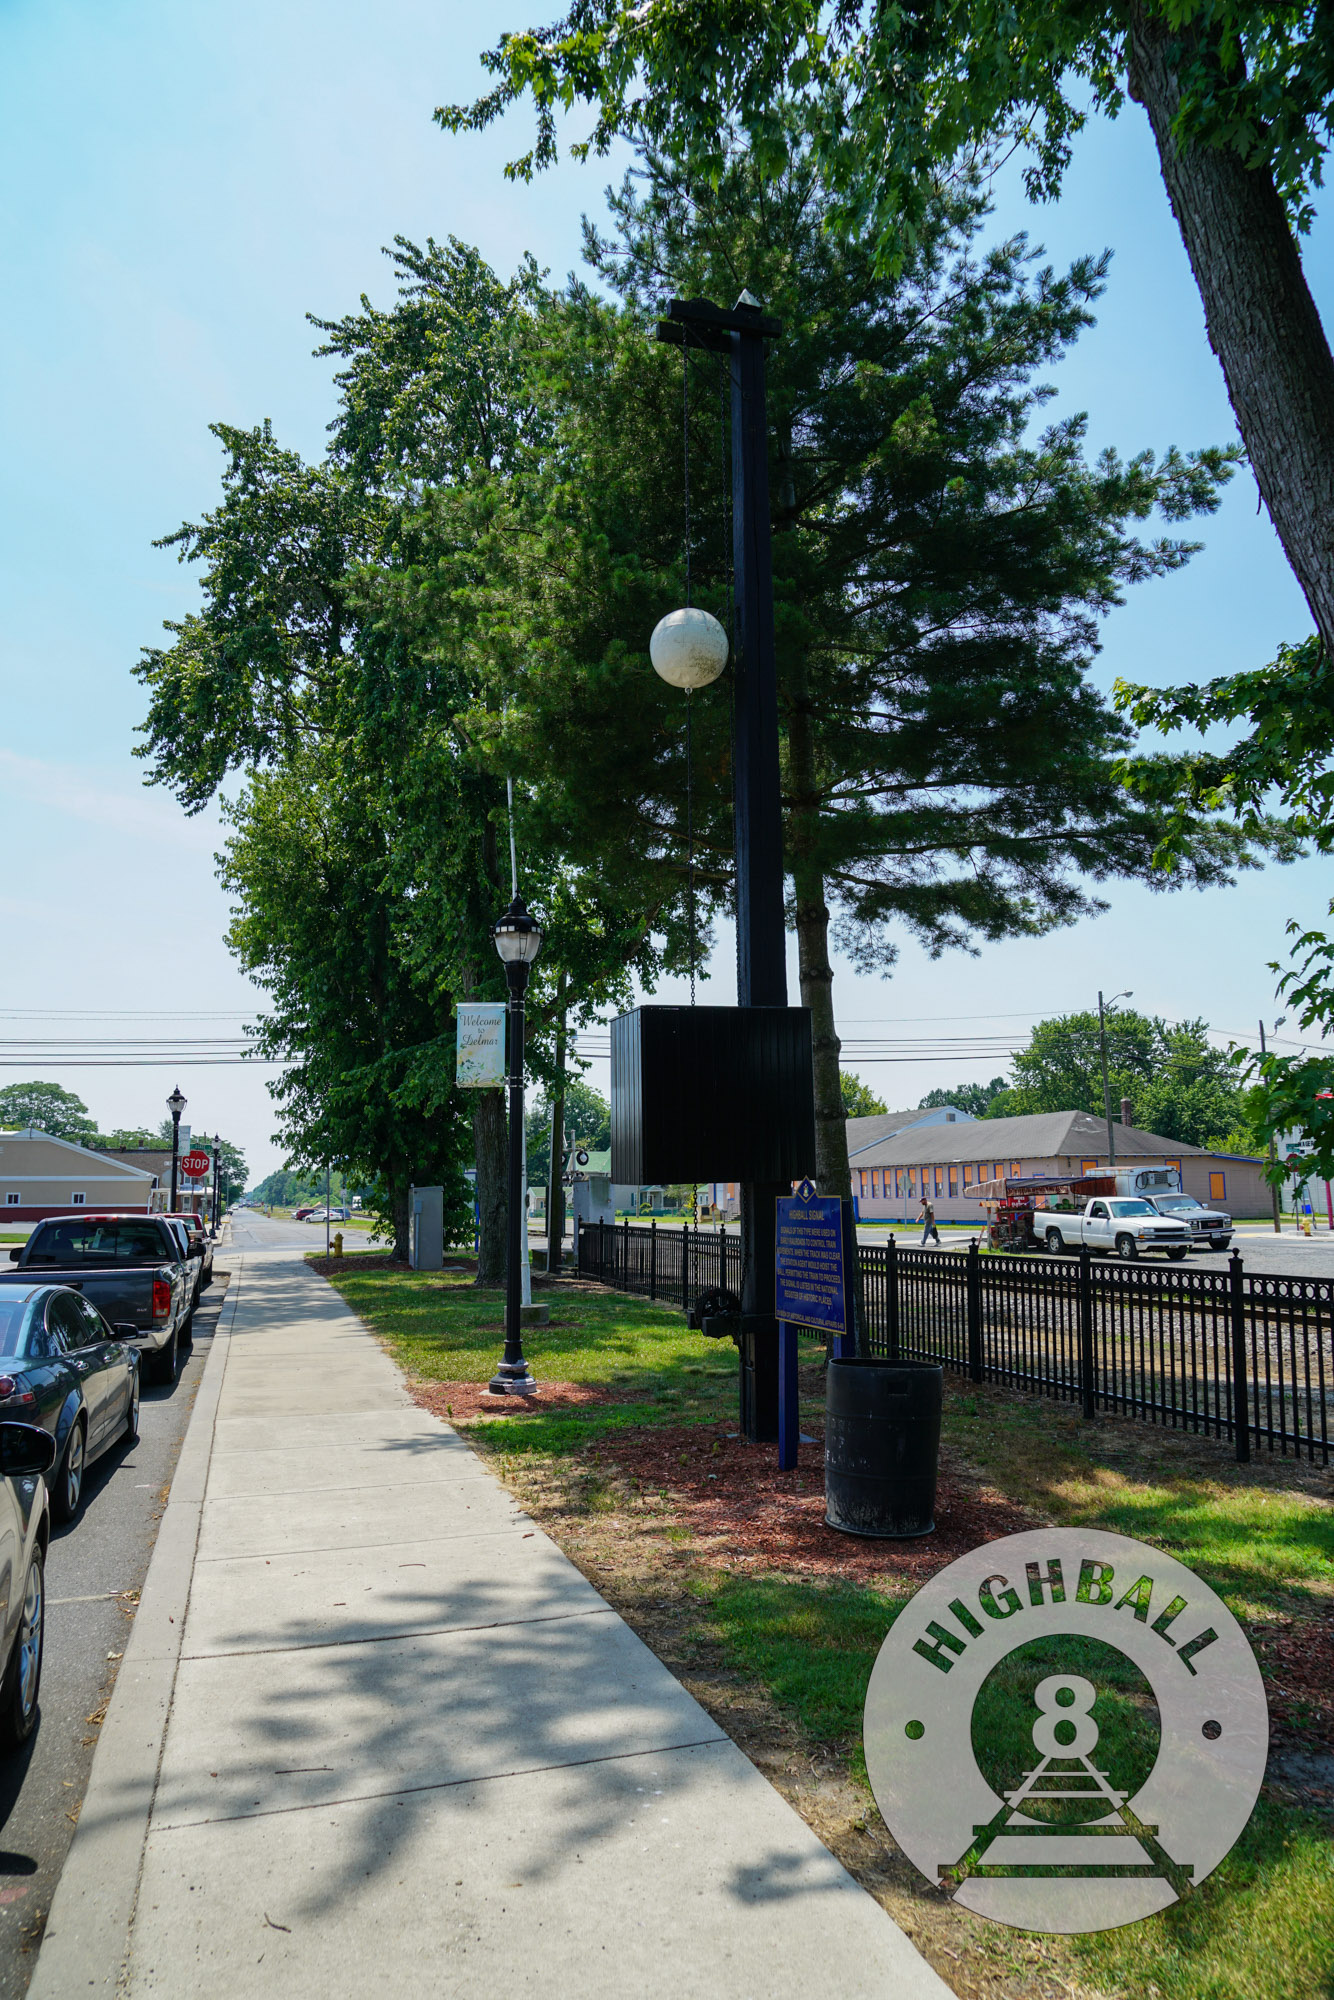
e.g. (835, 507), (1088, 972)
(27, 1258), (240, 1998)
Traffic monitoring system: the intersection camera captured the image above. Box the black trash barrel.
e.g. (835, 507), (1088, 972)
(825, 1357), (943, 1538)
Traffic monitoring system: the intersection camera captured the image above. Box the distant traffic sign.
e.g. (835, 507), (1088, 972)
(179, 1150), (210, 1182)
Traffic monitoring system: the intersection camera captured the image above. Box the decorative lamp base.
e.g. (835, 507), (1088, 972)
(488, 1362), (538, 1396)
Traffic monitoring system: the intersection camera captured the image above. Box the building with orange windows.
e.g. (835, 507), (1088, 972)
(848, 1108), (1269, 1224)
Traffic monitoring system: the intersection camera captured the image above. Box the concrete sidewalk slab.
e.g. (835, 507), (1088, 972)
(205, 1436), (486, 1497)
(153, 1609), (721, 1824)
(212, 1409), (444, 1453)
(129, 1742), (939, 2000)
(196, 1475), (526, 1561)
(182, 1523), (609, 1653)
(34, 1243), (952, 2000)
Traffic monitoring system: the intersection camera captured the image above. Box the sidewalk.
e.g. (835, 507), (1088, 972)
(32, 1246), (949, 1998)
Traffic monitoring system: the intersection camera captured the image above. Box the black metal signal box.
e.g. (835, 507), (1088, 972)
(610, 1006), (816, 1186)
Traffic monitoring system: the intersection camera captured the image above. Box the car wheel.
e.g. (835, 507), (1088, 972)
(1115, 1234), (1138, 1261)
(0, 1543), (45, 1750)
(153, 1326), (179, 1387)
(1044, 1230), (1064, 1255)
(124, 1367), (140, 1443)
(1167, 1247), (1188, 1262)
(51, 1419), (86, 1526)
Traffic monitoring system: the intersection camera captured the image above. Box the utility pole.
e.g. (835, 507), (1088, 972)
(658, 293), (786, 1441)
(1098, 992), (1116, 1169)
(1258, 1018), (1284, 1232)
(1097, 990), (1132, 1171)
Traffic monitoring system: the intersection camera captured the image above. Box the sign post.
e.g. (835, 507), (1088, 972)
(775, 1180), (856, 1470)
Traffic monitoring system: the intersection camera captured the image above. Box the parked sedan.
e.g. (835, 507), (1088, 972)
(0, 1286), (139, 1524)
(0, 1423), (54, 1751)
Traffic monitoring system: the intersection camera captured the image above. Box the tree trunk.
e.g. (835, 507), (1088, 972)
(472, 1089), (508, 1285)
(390, 1176), (410, 1263)
(787, 687), (853, 1203)
(1127, 7), (1334, 656)
(546, 975), (569, 1274)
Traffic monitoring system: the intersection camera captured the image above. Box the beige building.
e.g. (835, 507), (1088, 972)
(849, 1109), (1270, 1224)
(0, 1129), (155, 1223)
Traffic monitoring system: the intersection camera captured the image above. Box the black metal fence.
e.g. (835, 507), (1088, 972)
(576, 1221), (1330, 1464)
(577, 1216), (741, 1312)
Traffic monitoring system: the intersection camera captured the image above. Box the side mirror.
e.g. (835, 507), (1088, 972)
(0, 1424), (57, 1478)
(7, 1249), (20, 1263)
(113, 1324), (140, 1341)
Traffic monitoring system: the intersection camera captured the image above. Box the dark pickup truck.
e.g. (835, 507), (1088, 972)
(0, 1215), (193, 1385)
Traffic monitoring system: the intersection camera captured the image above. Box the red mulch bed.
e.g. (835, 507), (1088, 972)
(307, 1252), (410, 1277)
(579, 1422), (1039, 1587)
(1254, 1606), (1334, 1750)
(412, 1379), (625, 1422)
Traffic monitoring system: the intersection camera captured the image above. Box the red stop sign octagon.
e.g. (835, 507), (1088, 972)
(179, 1150), (210, 1181)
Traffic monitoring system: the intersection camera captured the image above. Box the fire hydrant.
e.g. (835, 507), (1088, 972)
(333, 1231), (344, 1257)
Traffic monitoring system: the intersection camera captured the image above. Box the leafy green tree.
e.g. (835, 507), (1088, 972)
(137, 238), (696, 1284)
(840, 1073), (888, 1118)
(201, 1136), (249, 1203)
(249, 1168), (320, 1208)
(526, 1077), (611, 1159)
(918, 1079), (1011, 1119)
(444, 0), (1334, 663)
(0, 1082), (97, 1142)
(441, 138), (1262, 1210)
(220, 751), (472, 1259)
(982, 1008), (1248, 1147)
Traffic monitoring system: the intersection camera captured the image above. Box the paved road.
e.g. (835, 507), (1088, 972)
(227, 1211), (394, 1255)
(227, 1211), (329, 1253)
(0, 1273), (229, 1996)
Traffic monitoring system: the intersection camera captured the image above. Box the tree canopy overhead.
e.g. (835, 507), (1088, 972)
(428, 136), (1268, 1204)
(442, 0), (1334, 665)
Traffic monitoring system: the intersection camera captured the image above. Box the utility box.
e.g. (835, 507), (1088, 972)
(611, 1006), (816, 1185)
(572, 1176), (615, 1227)
(409, 1185), (444, 1271)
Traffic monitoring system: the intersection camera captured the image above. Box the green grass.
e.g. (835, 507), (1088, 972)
(320, 1262), (1334, 2000)
(321, 1264), (738, 1432)
(0, 1232), (28, 1245)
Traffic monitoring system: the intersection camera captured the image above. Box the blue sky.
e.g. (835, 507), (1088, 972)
(2, 0), (1329, 1179)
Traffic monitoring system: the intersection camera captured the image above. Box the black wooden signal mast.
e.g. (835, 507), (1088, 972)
(656, 293), (791, 1441)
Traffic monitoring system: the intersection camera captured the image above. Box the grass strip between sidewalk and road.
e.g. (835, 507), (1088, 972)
(316, 1254), (1334, 2000)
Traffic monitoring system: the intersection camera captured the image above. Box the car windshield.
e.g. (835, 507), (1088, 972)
(1154, 1196), (1196, 1212)
(25, 1220), (169, 1264)
(0, 1297), (38, 1356)
(1109, 1200), (1155, 1217)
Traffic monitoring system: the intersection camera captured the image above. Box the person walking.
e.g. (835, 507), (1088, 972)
(919, 1193), (941, 1246)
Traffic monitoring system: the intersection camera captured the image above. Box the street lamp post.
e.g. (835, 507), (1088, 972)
(1258, 1017), (1287, 1232)
(490, 896), (542, 1396)
(212, 1132), (221, 1234)
(1097, 992), (1132, 1169)
(657, 293), (787, 1442)
(166, 1087), (187, 1212)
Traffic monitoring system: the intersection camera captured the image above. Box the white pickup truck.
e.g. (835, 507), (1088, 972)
(1033, 1197), (1192, 1261)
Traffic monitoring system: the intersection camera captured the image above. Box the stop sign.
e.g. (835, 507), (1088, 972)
(179, 1150), (210, 1182)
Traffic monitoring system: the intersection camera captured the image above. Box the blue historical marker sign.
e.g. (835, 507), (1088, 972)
(776, 1179), (848, 1336)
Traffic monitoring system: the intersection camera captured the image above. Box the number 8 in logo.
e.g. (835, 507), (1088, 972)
(1031, 1674), (1100, 1759)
